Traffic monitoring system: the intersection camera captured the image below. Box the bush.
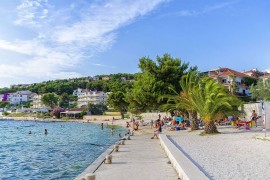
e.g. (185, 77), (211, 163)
(50, 107), (65, 119)
(61, 117), (70, 121)
(3, 111), (9, 116)
(124, 114), (130, 119)
(36, 113), (51, 119)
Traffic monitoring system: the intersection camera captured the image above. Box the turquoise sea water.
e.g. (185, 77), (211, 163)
(0, 120), (126, 180)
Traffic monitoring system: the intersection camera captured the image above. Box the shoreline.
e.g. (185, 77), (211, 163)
(0, 116), (129, 126)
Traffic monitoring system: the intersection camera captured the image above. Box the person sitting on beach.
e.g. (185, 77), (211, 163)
(126, 122), (130, 128)
(151, 121), (162, 139)
(235, 117), (245, 129)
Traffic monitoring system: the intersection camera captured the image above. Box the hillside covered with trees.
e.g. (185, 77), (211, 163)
(0, 73), (135, 95)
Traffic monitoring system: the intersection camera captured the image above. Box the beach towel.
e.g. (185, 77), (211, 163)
(174, 116), (184, 123)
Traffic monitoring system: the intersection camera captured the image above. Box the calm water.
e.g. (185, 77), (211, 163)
(0, 120), (126, 180)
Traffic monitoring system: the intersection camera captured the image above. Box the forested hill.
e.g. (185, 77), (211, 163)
(0, 73), (135, 95)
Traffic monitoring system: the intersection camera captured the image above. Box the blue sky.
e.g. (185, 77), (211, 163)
(0, 0), (270, 88)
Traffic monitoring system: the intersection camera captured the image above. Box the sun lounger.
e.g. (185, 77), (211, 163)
(235, 121), (251, 130)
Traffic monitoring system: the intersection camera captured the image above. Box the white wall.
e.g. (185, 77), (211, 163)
(243, 102), (270, 129)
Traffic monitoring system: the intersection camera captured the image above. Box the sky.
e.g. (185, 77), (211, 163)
(0, 0), (270, 88)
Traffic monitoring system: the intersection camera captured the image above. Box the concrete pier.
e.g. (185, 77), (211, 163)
(94, 134), (178, 180)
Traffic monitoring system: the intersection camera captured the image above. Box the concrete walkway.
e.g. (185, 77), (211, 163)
(94, 134), (179, 180)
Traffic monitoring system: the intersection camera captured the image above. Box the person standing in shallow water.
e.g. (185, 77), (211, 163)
(111, 128), (114, 136)
(45, 129), (48, 135)
(101, 123), (104, 129)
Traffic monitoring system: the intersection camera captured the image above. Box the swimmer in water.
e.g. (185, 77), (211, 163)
(111, 128), (114, 136)
(45, 129), (48, 135)
(118, 133), (122, 139)
(28, 131), (32, 134)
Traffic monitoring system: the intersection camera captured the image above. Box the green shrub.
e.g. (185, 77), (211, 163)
(3, 111), (9, 116)
(124, 114), (130, 119)
(62, 117), (70, 121)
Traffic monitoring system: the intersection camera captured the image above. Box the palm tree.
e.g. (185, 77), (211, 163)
(160, 72), (200, 130)
(161, 72), (241, 134)
(177, 72), (201, 130)
(191, 77), (241, 133)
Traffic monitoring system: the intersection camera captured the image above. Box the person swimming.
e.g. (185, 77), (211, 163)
(45, 129), (48, 135)
(111, 128), (114, 136)
(118, 133), (122, 139)
(28, 131), (32, 134)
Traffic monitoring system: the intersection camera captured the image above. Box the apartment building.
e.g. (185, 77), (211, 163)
(76, 90), (109, 107)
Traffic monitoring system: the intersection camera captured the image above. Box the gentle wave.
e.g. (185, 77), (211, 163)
(0, 120), (126, 179)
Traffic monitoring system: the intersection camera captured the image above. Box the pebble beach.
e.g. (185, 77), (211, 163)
(168, 126), (270, 180)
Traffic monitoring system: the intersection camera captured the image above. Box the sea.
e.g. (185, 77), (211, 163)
(0, 120), (126, 180)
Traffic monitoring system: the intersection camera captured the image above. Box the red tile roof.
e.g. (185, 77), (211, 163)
(209, 68), (255, 78)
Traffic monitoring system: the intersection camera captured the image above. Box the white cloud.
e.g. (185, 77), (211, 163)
(164, 1), (238, 17)
(0, 0), (167, 87)
(14, 0), (50, 27)
(265, 69), (270, 73)
(92, 63), (105, 67)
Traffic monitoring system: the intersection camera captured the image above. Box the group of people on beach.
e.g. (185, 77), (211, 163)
(234, 110), (259, 129)
(216, 109), (260, 130)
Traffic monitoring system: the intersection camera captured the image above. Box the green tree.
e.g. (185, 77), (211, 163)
(127, 54), (196, 113)
(191, 78), (241, 134)
(163, 74), (241, 134)
(126, 72), (160, 114)
(249, 78), (270, 101)
(87, 103), (107, 115)
(107, 91), (129, 119)
(0, 101), (9, 111)
(41, 93), (58, 109)
(59, 93), (70, 108)
(160, 72), (200, 130)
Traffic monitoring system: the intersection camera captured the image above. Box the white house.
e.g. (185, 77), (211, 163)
(77, 90), (109, 107)
(207, 67), (254, 96)
(121, 77), (127, 81)
(7, 90), (32, 105)
(92, 76), (100, 81)
(31, 93), (48, 109)
(102, 76), (110, 81)
(73, 88), (89, 96)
